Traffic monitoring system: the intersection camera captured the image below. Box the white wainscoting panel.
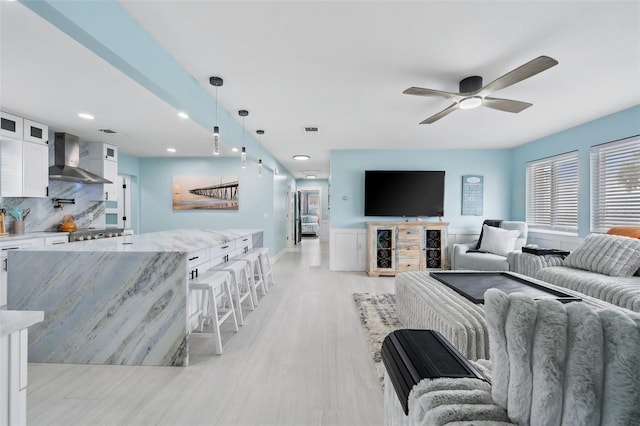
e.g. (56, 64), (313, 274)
(330, 228), (367, 271)
(320, 220), (330, 242)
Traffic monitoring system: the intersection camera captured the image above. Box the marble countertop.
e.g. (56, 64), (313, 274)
(13, 229), (261, 253)
(0, 232), (69, 243)
(0, 310), (44, 337)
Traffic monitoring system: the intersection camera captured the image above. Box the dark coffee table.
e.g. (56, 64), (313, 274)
(429, 271), (582, 304)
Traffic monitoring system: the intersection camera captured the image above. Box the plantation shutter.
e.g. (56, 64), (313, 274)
(590, 136), (640, 232)
(526, 151), (579, 233)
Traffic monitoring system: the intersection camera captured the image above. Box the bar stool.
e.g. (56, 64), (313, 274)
(212, 260), (255, 326)
(189, 270), (238, 355)
(235, 252), (267, 305)
(253, 247), (276, 289)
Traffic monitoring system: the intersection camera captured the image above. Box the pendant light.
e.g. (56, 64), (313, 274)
(239, 110), (248, 168)
(209, 76), (223, 155)
(256, 129), (264, 178)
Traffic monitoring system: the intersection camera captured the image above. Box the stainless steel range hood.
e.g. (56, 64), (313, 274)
(49, 133), (112, 184)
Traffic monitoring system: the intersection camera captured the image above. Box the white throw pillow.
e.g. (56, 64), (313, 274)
(479, 224), (521, 257)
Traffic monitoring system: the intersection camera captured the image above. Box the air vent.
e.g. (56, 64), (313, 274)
(98, 129), (117, 134)
(304, 126), (319, 133)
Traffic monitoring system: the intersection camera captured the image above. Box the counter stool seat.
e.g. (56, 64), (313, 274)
(212, 260), (255, 325)
(253, 247), (276, 289)
(189, 270), (238, 355)
(235, 252), (267, 305)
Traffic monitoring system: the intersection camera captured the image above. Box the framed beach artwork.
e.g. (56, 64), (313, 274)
(172, 176), (239, 210)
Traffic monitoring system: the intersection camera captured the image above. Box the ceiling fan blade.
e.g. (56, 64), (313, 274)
(482, 97), (532, 113)
(481, 56), (558, 94)
(420, 102), (459, 124)
(404, 87), (461, 100)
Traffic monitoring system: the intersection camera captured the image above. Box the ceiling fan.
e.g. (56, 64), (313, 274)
(403, 55), (558, 124)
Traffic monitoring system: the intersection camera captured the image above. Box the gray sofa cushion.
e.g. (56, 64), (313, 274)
(563, 233), (640, 277)
(535, 266), (640, 312)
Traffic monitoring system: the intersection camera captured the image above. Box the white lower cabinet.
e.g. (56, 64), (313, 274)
(1, 311), (44, 426)
(1, 238), (47, 307)
(0, 251), (7, 307)
(234, 237), (252, 256)
(44, 236), (68, 246)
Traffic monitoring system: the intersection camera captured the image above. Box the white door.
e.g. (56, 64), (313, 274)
(117, 175), (132, 230)
(286, 185), (294, 248)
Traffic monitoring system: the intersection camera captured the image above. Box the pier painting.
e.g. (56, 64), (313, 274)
(172, 176), (239, 210)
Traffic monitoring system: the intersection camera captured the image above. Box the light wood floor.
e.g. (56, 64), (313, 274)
(27, 238), (395, 426)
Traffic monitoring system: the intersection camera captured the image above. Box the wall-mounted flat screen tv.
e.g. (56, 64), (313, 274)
(364, 170), (445, 217)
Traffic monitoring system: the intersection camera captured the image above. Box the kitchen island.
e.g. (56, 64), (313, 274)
(6, 229), (262, 367)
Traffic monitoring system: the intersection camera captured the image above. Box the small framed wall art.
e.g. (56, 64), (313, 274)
(461, 175), (483, 216)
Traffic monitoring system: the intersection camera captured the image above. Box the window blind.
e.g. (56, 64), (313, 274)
(590, 136), (640, 232)
(526, 151), (579, 233)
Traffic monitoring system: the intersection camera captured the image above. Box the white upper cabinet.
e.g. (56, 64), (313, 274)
(0, 111), (24, 139)
(22, 141), (49, 197)
(0, 137), (24, 197)
(86, 143), (118, 201)
(23, 119), (48, 145)
(0, 111), (49, 198)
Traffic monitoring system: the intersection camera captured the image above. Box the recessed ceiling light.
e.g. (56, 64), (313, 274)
(166, 148), (176, 153)
(177, 112), (189, 119)
(78, 113), (94, 120)
(293, 155), (310, 161)
(231, 147), (239, 152)
(306, 175), (317, 179)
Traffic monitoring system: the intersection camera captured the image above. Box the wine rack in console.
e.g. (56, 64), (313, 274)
(367, 221), (449, 277)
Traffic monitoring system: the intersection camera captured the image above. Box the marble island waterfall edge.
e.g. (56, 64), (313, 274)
(8, 250), (189, 366)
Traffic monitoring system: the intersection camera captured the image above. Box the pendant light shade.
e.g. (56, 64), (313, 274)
(239, 110), (248, 169)
(213, 125), (220, 155)
(210, 76), (223, 156)
(256, 129), (265, 178)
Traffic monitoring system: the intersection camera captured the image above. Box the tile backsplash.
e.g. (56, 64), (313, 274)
(1, 140), (107, 233)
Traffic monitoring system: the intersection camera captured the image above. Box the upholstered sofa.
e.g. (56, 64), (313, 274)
(515, 229), (640, 312)
(384, 288), (640, 425)
(451, 221), (528, 271)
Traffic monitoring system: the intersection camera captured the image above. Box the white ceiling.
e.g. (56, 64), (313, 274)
(2, 1), (639, 179)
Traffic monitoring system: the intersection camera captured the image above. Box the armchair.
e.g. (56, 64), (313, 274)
(451, 220), (528, 271)
(384, 289), (640, 425)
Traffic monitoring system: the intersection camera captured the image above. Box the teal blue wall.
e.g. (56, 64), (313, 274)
(296, 179), (330, 220)
(120, 106), (638, 247)
(329, 149), (512, 230)
(510, 105), (640, 236)
(137, 157), (292, 254)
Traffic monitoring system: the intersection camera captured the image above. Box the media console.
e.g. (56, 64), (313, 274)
(366, 221), (449, 277)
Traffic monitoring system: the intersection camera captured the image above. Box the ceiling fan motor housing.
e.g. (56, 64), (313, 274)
(459, 76), (482, 93)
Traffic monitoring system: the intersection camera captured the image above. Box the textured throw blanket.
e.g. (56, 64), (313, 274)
(485, 288), (640, 426)
(402, 290), (640, 426)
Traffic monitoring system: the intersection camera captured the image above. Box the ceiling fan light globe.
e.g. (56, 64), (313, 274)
(459, 96), (483, 110)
